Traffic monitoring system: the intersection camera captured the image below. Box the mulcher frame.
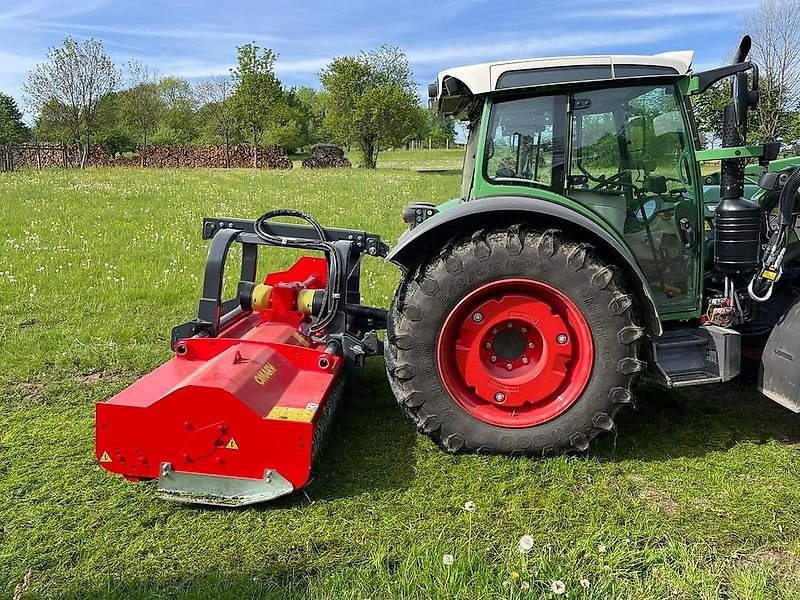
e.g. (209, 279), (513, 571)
(171, 216), (389, 366)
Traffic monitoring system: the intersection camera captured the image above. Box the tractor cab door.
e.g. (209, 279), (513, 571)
(566, 84), (700, 314)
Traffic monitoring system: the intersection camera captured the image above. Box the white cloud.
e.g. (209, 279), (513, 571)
(7, 19), (290, 44)
(275, 57), (330, 75)
(0, 0), (117, 22)
(561, 0), (757, 19)
(406, 21), (734, 67)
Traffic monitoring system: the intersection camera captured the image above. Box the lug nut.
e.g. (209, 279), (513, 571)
(557, 333), (568, 344)
(490, 355), (497, 363)
(528, 342), (536, 349)
(521, 326), (528, 333)
(506, 363), (513, 371)
(472, 312), (483, 322)
(522, 357), (529, 365)
(494, 392), (505, 403)
(485, 342), (491, 349)
(491, 328), (497, 334)
(507, 322), (513, 328)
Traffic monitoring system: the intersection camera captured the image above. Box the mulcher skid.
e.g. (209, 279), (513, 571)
(96, 214), (388, 506)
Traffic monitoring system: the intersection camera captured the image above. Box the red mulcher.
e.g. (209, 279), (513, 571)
(96, 211), (388, 506)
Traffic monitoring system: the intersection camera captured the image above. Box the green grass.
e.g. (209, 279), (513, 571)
(1, 156), (800, 599)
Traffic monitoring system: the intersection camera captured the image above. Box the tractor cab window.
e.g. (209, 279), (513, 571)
(567, 84), (696, 311)
(485, 95), (564, 189)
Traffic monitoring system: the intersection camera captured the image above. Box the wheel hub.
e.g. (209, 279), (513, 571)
(437, 278), (594, 427)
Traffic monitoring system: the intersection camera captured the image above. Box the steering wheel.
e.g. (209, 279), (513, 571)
(590, 169), (637, 193)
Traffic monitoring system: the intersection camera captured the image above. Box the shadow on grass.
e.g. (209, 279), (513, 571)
(595, 377), (800, 462)
(50, 573), (308, 600)
(279, 359), (800, 502)
(299, 359), (418, 503)
(176, 358), (799, 509)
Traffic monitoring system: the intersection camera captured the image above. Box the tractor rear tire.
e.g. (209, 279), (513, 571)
(385, 225), (645, 456)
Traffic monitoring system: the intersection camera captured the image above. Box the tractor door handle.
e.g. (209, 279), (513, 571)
(679, 218), (694, 250)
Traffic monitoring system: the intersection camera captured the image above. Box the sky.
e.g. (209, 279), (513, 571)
(0, 0), (761, 123)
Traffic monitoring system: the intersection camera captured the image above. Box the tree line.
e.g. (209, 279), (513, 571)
(4, 1), (798, 165)
(0, 39), (456, 169)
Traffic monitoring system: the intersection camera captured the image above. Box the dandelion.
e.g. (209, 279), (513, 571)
(551, 580), (566, 595)
(597, 543), (607, 553)
(580, 578), (590, 590)
(518, 534), (535, 554)
(463, 500), (476, 512)
(443, 554), (454, 566)
(510, 571), (520, 581)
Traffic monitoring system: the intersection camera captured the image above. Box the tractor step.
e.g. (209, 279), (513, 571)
(650, 326), (741, 388)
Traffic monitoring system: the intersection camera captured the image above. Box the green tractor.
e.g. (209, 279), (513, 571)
(384, 35), (800, 456)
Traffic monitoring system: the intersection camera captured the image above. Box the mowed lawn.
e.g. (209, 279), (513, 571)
(1, 150), (799, 599)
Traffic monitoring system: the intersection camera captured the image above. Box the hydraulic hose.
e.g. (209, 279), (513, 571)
(253, 209), (345, 335)
(749, 168), (800, 301)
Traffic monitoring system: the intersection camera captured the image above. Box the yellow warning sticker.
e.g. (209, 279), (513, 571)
(225, 438), (239, 450)
(763, 269), (778, 281)
(99, 451), (112, 463)
(265, 406), (316, 423)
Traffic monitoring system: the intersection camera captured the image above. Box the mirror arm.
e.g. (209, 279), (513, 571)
(692, 62), (756, 95)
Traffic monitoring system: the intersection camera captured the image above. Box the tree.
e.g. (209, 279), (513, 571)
(0, 93), (29, 144)
(423, 109), (456, 147)
(24, 37), (118, 167)
(230, 43), (284, 167)
(196, 76), (237, 167)
(691, 80), (728, 147)
(120, 61), (163, 166)
(319, 56), (372, 151)
(745, 0), (800, 144)
(320, 46), (424, 168)
(153, 76), (198, 144)
(34, 98), (73, 142)
(92, 91), (136, 158)
(294, 86), (326, 145)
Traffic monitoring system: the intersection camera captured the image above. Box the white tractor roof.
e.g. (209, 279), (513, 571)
(433, 50), (695, 115)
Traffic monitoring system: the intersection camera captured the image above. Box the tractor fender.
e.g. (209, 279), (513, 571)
(759, 296), (800, 413)
(387, 195), (662, 336)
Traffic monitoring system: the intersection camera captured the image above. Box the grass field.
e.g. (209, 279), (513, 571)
(1, 149), (799, 599)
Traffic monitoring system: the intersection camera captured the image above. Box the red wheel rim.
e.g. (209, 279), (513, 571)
(436, 278), (594, 428)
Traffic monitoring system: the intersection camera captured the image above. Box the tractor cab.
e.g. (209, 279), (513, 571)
(431, 52), (703, 313)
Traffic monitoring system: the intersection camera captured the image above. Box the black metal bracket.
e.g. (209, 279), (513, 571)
(171, 216), (389, 368)
(202, 217), (389, 258)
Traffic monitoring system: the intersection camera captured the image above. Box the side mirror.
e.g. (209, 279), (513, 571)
(732, 35), (759, 144)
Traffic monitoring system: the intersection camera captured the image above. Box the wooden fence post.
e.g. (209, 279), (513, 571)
(62, 143), (67, 168)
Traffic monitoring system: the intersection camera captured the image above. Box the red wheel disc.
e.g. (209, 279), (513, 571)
(436, 278), (594, 428)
